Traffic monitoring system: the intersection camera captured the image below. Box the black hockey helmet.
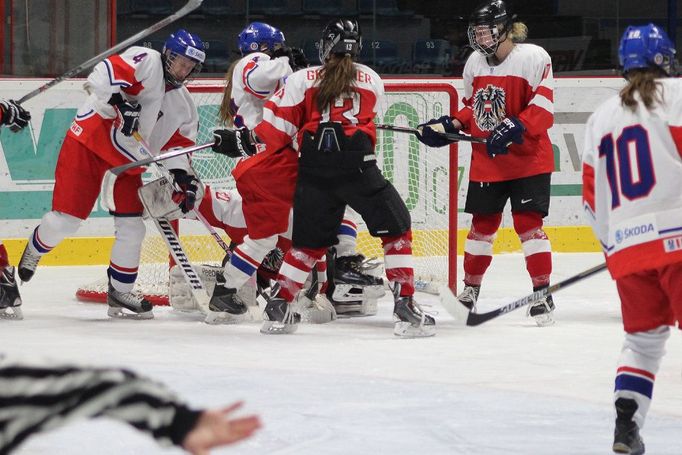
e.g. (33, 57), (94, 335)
(467, 0), (515, 56)
(318, 19), (362, 63)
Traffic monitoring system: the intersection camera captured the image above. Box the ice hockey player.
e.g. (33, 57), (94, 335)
(583, 23), (682, 455)
(230, 19), (435, 337)
(416, 0), (556, 326)
(14, 30), (238, 321)
(0, 98), (31, 320)
(209, 22), (382, 322)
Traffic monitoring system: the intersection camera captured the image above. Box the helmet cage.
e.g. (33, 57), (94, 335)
(162, 29), (205, 88)
(467, 23), (505, 56)
(162, 51), (203, 87)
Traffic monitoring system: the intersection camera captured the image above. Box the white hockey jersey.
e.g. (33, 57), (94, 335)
(67, 46), (197, 173)
(230, 52), (292, 129)
(582, 78), (682, 278)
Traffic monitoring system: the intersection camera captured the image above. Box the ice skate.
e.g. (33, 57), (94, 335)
(333, 251), (385, 295)
(528, 287), (555, 326)
(392, 285), (436, 338)
(18, 243), (42, 283)
(613, 398), (645, 455)
(326, 249), (383, 317)
(260, 296), (300, 334)
(457, 284), (480, 311)
(207, 283), (249, 324)
(0, 266), (23, 320)
(107, 284), (154, 320)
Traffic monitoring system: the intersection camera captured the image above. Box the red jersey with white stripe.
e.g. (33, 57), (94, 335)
(582, 78), (682, 279)
(454, 43), (554, 182)
(66, 46), (197, 173)
(231, 52), (292, 129)
(255, 63), (383, 152)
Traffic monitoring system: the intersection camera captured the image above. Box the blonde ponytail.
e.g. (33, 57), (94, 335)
(508, 22), (528, 43)
(218, 60), (240, 127)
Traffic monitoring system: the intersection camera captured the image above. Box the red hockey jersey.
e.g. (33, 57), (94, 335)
(254, 63), (383, 153)
(454, 43), (554, 182)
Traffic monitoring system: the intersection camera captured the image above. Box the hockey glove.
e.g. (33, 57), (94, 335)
(486, 117), (525, 158)
(273, 47), (309, 72)
(0, 99), (31, 132)
(416, 116), (459, 148)
(109, 94), (141, 137)
(169, 169), (200, 213)
(212, 128), (256, 158)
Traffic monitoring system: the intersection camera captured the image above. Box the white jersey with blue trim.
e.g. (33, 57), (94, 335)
(67, 46), (197, 170)
(230, 52), (292, 129)
(582, 78), (682, 278)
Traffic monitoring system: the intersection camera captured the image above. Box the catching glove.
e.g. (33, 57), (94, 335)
(416, 116), (459, 148)
(0, 99), (31, 132)
(169, 169), (200, 213)
(486, 117), (525, 158)
(109, 94), (141, 137)
(212, 128), (256, 158)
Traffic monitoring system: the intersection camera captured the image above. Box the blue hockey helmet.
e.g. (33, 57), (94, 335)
(162, 29), (206, 87)
(238, 22), (285, 56)
(618, 23), (676, 76)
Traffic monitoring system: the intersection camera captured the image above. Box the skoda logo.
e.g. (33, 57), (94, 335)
(249, 42), (258, 50)
(615, 229), (623, 244)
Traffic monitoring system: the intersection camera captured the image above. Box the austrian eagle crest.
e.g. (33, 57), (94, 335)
(473, 84), (506, 131)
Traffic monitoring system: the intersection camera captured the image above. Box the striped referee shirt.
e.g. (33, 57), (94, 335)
(0, 355), (200, 454)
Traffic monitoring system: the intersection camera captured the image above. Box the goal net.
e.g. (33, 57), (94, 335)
(75, 79), (458, 305)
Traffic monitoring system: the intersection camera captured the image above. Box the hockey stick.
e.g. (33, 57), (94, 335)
(110, 141), (214, 177)
(100, 140), (213, 213)
(440, 262), (608, 326)
(16, 0), (204, 104)
(130, 132), (232, 254)
(124, 132), (235, 323)
(376, 123), (486, 143)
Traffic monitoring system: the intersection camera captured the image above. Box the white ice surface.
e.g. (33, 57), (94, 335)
(2, 252), (680, 455)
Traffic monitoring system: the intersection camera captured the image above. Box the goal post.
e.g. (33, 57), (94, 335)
(75, 79), (459, 304)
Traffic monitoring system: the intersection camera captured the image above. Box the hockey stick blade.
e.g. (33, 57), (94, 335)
(376, 123), (486, 144)
(17, 0), (203, 104)
(438, 285), (471, 325)
(459, 263), (608, 326)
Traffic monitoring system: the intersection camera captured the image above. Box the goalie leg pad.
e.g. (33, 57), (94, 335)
(294, 293), (337, 324)
(327, 283), (379, 317)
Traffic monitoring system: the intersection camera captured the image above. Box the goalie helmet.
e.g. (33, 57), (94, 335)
(238, 22), (286, 56)
(318, 19), (362, 63)
(467, 0), (514, 56)
(162, 29), (206, 88)
(618, 23), (676, 76)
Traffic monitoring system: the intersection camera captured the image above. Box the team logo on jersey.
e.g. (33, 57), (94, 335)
(664, 236), (682, 253)
(69, 122), (83, 136)
(614, 223), (655, 244)
(473, 84), (506, 131)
